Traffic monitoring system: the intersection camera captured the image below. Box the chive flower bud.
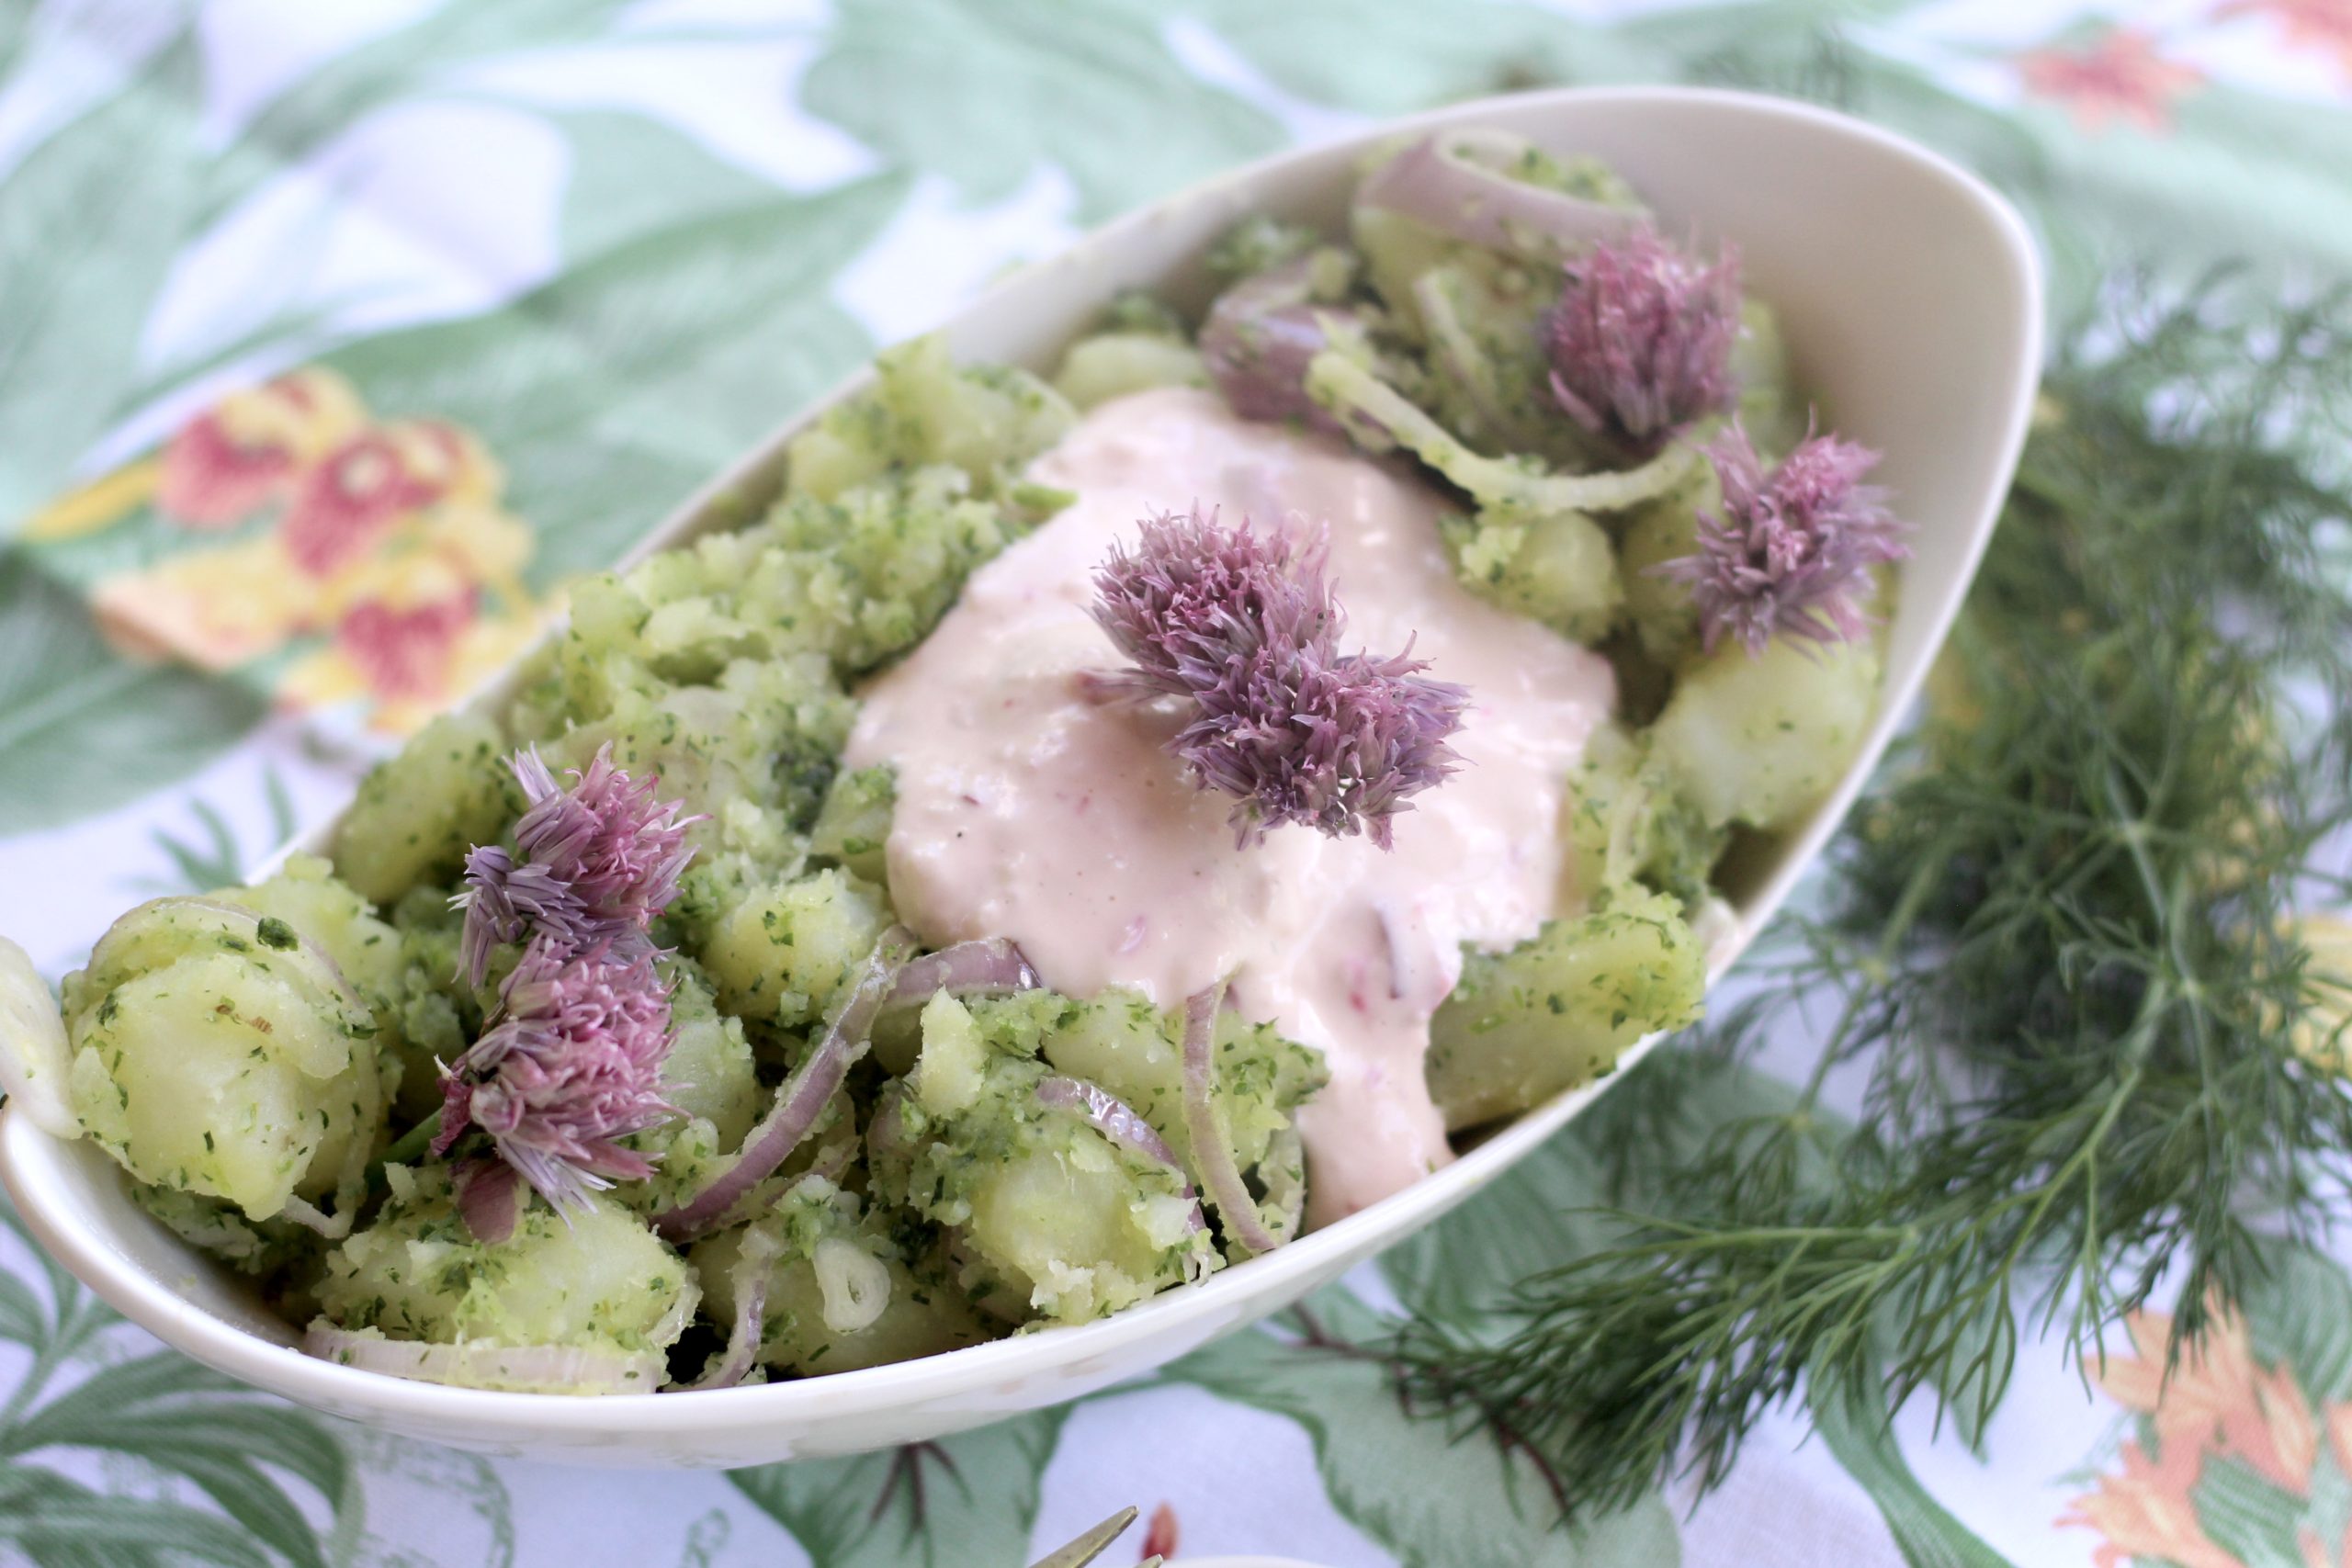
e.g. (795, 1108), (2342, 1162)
(1654, 423), (1911, 656)
(1091, 505), (1466, 849)
(434, 936), (678, 1220)
(456, 744), (701, 986)
(1548, 228), (1742, 456)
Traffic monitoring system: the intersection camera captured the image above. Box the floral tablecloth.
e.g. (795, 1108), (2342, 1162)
(3, 2), (2350, 1564)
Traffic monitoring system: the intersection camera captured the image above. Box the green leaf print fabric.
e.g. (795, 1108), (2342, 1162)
(2, 2), (2349, 1563)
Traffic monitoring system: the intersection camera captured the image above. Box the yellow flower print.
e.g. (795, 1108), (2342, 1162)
(74, 361), (547, 737)
(88, 535), (314, 671)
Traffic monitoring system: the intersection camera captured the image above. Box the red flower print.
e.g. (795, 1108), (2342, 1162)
(2018, 28), (2205, 131)
(281, 420), (486, 577)
(1138, 1501), (1180, 1562)
(2216, 0), (2352, 80)
(334, 591), (479, 702)
(155, 368), (365, 528)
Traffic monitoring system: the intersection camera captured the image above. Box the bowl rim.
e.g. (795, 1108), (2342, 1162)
(0, 81), (2043, 1442)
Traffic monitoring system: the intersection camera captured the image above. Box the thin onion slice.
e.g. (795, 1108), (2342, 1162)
(1355, 128), (1643, 260)
(878, 939), (1042, 1017)
(651, 927), (915, 1244)
(0, 937), (77, 1137)
(1306, 348), (1697, 514)
(1036, 1075), (1204, 1235)
(1179, 985), (1283, 1256)
(685, 1224), (786, 1392)
(1198, 256), (1355, 434)
(304, 1325), (664, 1395)
(277, 1194), (355, 1242)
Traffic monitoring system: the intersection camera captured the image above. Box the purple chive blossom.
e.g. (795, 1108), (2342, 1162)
(1091, 505), (1467, 850)
(1653, 423), (1912, 657)
(455, 744), (702, 987)
(1548, 228), (1741, 457)
(434, 935), (678, 1216)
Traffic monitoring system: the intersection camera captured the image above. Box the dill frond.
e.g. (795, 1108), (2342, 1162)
(1393, 268), (2352, 1521)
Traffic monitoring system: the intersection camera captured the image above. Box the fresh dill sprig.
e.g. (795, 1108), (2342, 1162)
(1391, 269), (2352, 1520)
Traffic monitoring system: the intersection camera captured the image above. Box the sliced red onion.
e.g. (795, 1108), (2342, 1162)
(304, 1325), (665, 1394)
(1199, 255), (1361, 434)
(1036, 1074), (1204, 1235)
(453, 1156), (523, 1245)
(651, 927), (914, 1244)
(1180, 984), (1283, 1256)
(1355, 129), (1643, 260)
(686, 1224), (786, 1392)
(879, 939), (1042, 1017)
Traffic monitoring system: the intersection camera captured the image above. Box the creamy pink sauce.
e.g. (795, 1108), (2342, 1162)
(846, 388), (1614, 1224)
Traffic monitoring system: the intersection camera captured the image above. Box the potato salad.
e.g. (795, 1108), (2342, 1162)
(0, 129), (1903, 1394)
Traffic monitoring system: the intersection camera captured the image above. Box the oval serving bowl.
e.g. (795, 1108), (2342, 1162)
(0, 86), (2041, 1467)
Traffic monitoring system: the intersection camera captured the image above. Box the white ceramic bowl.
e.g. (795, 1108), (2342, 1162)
(0, 86), (2041, 1467)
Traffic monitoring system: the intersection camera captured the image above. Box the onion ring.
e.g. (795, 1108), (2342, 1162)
(1180, 984), (1283, 1256)
(1355, 129), (1642, 259)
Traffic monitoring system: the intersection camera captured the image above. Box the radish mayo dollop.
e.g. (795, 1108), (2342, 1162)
(847, 388), (1612, 1224)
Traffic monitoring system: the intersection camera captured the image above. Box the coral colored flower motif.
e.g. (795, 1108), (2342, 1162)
(89, 536), (316, 671)
(1091, 504), (1467, 850)
(2217, 0), (2352, 80)
(2018, 29), (2204, 133)
(1654, 424), (1909, 657)
(156, 368), (366, 527)
(2094, 1303), (2320, 1494)
(434, 935), (679, 1219)
(1548, 228), (1741, 457)
(281, 419), (497, 577)
(456, 744), (703, 987)
(2064, 1438), (2240, 1568)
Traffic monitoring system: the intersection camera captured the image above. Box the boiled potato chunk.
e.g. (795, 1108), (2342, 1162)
(1428, 888), (1705, 1130)
(333, 712), (517, 906)
(1650, 636), (1883, 832)
(316, 1164), (695, 1355)
(1052, 333), (1208, 411)
(67, 945), (380, 1222)
(1561, 725), (1726, 911)
(1443, 505), (1622, 646)
(691, 1178), (987, 1376)
(702, 868), (889, 1028)
(218, 852), (402, 1001)
(808, 765), (894, 886)
(786, 334), (1074, 503)
(964, 1126), (1203, 1323)
(1035, 991), (1322, 1178)
(872, 996), (1216, 1322)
